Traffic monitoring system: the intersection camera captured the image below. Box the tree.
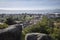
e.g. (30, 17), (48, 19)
(5, 17), (16, 25)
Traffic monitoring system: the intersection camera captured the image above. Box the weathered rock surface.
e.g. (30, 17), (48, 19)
(0, 24), (22, 40)
(25, 33), (52, 40)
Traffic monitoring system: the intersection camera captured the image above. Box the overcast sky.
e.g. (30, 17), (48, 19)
(0, 0), (60, 10)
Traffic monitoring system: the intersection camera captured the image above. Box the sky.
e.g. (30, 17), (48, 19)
(0, 0), (60, 10)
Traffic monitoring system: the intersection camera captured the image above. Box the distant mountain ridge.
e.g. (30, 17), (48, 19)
(0, 9), (60, 14)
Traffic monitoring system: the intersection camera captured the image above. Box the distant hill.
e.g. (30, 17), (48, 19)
(51, 9), (60, 13)
(0, 9), (60, 14)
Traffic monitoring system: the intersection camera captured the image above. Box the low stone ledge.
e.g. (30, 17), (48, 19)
(0, 24), (22, 40)
(25, 33), (52, 40)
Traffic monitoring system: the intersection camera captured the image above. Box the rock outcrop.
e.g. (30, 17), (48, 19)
(25, 33), (52, 40)
(0, 24), (22, 40)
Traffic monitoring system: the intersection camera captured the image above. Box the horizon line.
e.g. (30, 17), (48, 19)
(0, 8), (59, 10)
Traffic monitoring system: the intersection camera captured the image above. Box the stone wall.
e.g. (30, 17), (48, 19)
(0, 24), (22, 40)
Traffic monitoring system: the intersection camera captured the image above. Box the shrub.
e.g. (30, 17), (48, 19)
(0, 23), (8, 29)
(5, 17), (16, 25)
(50, 27), (60, 40)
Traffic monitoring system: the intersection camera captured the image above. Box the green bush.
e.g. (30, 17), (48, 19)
(5, 17), (16, 25)
(0, 23), (8, 29)
(50, 27), (60, 40)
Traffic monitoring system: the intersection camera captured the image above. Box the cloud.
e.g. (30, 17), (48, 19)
(0, 0), (60, 10)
